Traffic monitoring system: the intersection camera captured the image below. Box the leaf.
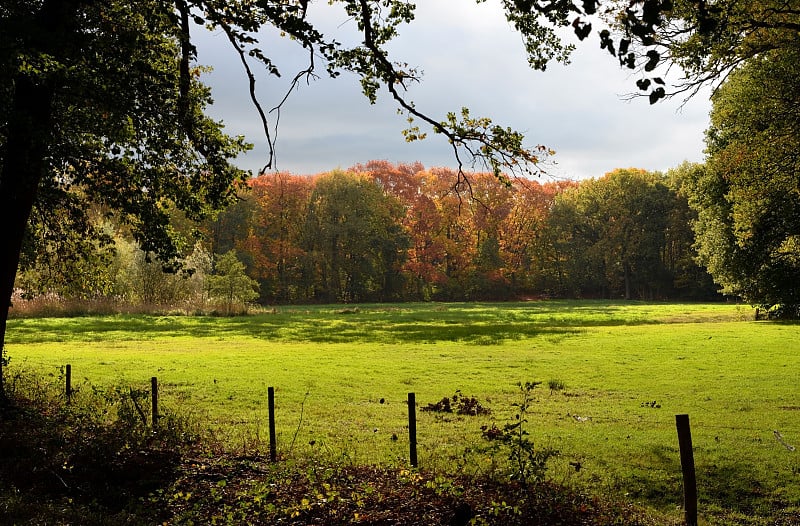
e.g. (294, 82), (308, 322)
(644, 50), (660, 72)
(599, 29), (615, 56)
(648, 87), (665, 104)
(618, 38), (630, 56)
(572, 18), (592, 41)
(642, 0), (664, 26)
(636, 78), (651, 91)
(622, 52), (636, 69)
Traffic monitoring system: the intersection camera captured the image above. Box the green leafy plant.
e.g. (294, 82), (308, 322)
(481, 381), (558, 485)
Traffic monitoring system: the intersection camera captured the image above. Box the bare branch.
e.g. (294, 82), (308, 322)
(356, 0), (467, 172)
(218, 21), (276, 173)
(268, 47), (321, 172)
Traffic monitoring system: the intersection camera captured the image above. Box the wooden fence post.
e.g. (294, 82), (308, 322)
(65, 364), (72, 404)
(151, 376), (159, 428)
(408, 392), (418, 468)
(268, 386), (277, 462)
(676, 414), (698, 526)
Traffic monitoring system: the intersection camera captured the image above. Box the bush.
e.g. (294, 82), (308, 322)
(0, 369), (197, 524)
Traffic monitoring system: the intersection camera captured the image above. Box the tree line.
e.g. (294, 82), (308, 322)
(15, 162), (721, 308)
(214, 162), (720, 303)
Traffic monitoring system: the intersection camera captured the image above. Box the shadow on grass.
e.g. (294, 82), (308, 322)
(0, 371), (666, 526)
(6, 300), (668, 345)
(616, 447), (793, 521)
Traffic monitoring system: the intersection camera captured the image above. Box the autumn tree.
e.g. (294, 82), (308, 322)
(1, 0), (589, 397)
(460, 173), (515, 299)
(402, 189), (450, 301)
(421, 169), (483, 300)
(353, 161), (445, 300)
(500, 180), (571, 295)
(238, 173), (311, 303)
(354, 161), (426, 205)
(5, 0), (770, 396)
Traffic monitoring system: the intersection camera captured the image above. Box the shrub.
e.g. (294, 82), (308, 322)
(481, 381), (558, 485)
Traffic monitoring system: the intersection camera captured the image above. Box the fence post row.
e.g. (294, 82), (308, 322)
(55, 370), (700, 512)
(676, 414), (698, 526)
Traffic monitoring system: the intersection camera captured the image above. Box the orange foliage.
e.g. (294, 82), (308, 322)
(227, 162), (579, 301)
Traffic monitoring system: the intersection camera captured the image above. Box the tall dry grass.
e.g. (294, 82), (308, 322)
(8, 290), (257, 318)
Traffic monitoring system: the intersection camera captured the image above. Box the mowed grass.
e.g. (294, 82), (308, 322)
(6, 301), (800, 523)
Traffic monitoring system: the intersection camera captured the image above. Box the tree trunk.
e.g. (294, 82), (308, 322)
(624, 262), (631, 300)
(0, 74), (56, 400)
(0, 0), (76, 400)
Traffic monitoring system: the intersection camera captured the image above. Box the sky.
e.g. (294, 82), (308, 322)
(193, 0), (711, 180)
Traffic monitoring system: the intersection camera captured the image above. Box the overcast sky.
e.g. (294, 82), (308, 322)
(193, 0), (711, 180)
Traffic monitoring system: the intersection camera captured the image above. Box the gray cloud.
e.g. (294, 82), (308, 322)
(194, 0), (710, 179)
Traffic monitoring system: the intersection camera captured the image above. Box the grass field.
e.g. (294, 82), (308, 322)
(5, 300), (800, 524)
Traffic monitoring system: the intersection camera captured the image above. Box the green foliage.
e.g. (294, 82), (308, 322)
(208, 250), (260, 315)
(482, 382), (558, 485)
(11, 161), (720, 311)
(113, 238), (192, 306)
(1, 0), (252, 267)
(0, 368), (196, 524)
(436, 108), (553, 179)
(651, 1), (800, 96)
(688, 44), (800, 315)
(543, 168), (712, 299)
(239, 173), (312, 304)
(303, 171), (409, 303)
(18, 199), (117, 300)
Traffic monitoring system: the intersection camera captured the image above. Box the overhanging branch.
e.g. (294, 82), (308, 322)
(218, 21), (277, 173)
(356, 0), (548, 190)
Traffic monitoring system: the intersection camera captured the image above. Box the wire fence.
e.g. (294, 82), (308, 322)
(11, 358), (800, 439)
(8, 358), (800, 524)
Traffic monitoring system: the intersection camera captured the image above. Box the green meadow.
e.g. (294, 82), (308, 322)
(6, 301), (800, 523)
